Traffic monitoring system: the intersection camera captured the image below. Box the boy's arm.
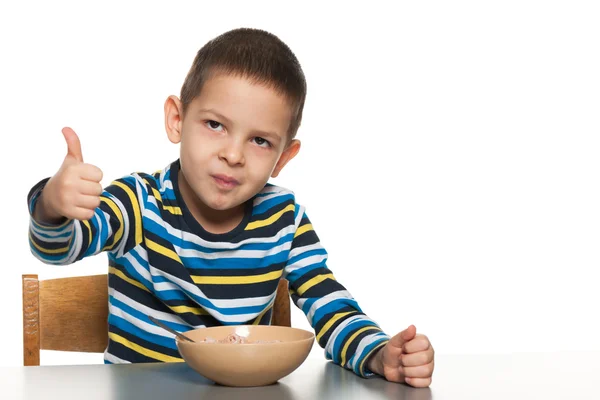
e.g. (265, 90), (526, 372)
(28, 175), (143, 265)
(283, 206), (390, 378)
(28, 127), (144, 265)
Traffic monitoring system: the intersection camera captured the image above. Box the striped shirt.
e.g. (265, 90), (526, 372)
(27, 159), (390, 377)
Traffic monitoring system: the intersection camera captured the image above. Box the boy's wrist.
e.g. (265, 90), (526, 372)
(33, 192), (67, 225)
(366, 347), (385, 376)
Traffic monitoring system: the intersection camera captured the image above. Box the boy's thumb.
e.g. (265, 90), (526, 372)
(390, 324), (417, 348)
(62, 127), (84, 163)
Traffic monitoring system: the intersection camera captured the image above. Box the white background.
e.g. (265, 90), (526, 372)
(1, 0), (598, 367)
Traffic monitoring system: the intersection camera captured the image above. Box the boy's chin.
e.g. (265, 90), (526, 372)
(205, 196), (246, 212)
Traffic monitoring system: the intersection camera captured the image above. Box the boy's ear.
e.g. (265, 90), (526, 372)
(271, 139), (301, 178)
(164, 95), (184, 144)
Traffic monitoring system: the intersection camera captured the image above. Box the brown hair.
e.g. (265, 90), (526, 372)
(180, 28), (307, 140)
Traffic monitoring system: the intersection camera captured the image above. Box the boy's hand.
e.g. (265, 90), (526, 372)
(368, 325), (434, 387)
(34, 127), (104, 224)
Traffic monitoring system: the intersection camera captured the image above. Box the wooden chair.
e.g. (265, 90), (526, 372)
(22, 274), (291, 366)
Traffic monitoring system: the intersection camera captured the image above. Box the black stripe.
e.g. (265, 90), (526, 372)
(29, 231), (71, 254)
(109, 324), (181, 360)
(314, 309), (361, 348)
(188, 262), (285, 277)
(197, 278), (280, 300)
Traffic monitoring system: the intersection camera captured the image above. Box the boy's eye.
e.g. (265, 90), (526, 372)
(206, 120), (224, 131)
(253, 137), (271, 148)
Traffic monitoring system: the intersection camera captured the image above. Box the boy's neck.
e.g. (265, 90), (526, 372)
(177, 169), (246, 235)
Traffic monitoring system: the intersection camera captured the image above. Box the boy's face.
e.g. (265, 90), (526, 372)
(165, 74), (300, 213)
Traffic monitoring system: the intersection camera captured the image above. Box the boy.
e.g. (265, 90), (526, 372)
(27, 28), (434, 387)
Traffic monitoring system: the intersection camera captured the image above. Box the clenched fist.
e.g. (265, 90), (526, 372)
(33, 127), (104, 224)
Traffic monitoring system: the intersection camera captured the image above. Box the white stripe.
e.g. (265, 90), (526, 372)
(295, 205), (305, 228)
(349, 332), (390, 371)
(253, 191), (289, 207)
(104, 352), (130, 364)
(65, 221), (83, 264)
(298, 290), (354, 324)
(106, 193), (131, 258)
(158, 167), (167, 190)
(174, 241), (291, 260)
(29, 226), (70, 243)
(94, 212), (103, 255)
(288, 242), (323, 260)
(284, 253), (328, 275)
(109, 288), (196, 326)
(122, 247), (153, 282)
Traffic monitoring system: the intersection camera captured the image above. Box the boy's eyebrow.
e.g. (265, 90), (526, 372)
(198, 108), (283, 141)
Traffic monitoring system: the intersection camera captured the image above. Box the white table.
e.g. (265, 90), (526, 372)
(1, 351), (598, 399)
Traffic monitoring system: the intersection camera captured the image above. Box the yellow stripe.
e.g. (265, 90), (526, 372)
(100, 197), (124, 251)
(109, 332), (183, 363)
(163, 205), (182, 215)
(296, 273), (335, 296)
(113, 181), (142, 246)
(340, 326), (375, 367)
(294, 223), (313, 238)
(168, 305), (208, 315)
(145, 238), (182, 263)
(245, 204), (295, 231)
(82, 220), (93, 248)
(316, 311), (353, 343)
(109, 266), (149, 292)
(28, 232), (69, 254)
(191, 270), (283, 285)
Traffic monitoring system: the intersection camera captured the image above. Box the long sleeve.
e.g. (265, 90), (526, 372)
(27, 175), (144, 265)
(283, 205), (390, 378)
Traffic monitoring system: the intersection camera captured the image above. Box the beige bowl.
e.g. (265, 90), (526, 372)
(176, 325), (315, 387)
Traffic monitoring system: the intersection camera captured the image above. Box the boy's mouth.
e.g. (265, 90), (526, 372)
(211, 174), (240, 189)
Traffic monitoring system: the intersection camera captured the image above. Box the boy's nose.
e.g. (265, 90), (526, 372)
(218, 140), (245, 166)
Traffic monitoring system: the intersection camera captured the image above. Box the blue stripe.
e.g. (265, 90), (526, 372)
(109, 295), (191, 332)
(252, 194), (294, 216)
(108, 314), (178, 350)
(29, 240), (72, 262)
(311, 298), (363, 327)
(182, 252), (289, 270)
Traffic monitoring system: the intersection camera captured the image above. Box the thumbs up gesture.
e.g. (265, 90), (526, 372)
(367, 325), (435, 387)
(34, 127), (104, 223)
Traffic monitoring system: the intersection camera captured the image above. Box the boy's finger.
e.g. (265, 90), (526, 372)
(62, 127), (84, 163)
(403, 360), (434, 379)
(403, 334), (431, 354)
(401, 349), (434, 367)
(389, 325), (417, 348)
(75, 195), (102, 210)
(79, 181), (104, 196)
(79, 163), (104, 182)
(405, 377), (432, 388)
